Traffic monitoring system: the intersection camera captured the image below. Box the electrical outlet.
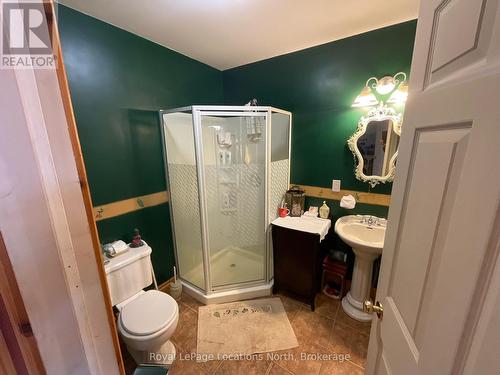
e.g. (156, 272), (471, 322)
(332, 179), (341, 192)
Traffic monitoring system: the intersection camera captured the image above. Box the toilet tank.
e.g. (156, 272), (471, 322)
(104, 243), (153, 306)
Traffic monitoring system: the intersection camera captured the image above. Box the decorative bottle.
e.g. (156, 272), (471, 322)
(319, 201), (330, 219)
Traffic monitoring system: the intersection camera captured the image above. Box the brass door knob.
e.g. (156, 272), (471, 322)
(364, 300), (383, 319)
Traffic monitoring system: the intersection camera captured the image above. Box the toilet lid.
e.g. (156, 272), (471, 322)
(120, 290), (177, 336)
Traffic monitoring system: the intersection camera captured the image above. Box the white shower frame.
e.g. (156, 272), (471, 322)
(160, 106), (292, 304)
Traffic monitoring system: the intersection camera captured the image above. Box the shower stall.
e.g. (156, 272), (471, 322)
(160, 106), (291, 304)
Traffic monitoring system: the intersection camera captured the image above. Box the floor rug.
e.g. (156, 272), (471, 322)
(197, 298), (298, 359)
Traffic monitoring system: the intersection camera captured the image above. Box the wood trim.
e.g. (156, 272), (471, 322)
(91, 184), (386, 222)
(93, 191), (169, 222)
(0, 232), (45, 374)
(90, 182), (388, 223)
(0, 329), (16, 375)
(47, 2), (125, 373)
(292, 184), (391, 207)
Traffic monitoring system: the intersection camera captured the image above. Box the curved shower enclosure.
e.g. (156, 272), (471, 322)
(160, 106), (291, 304)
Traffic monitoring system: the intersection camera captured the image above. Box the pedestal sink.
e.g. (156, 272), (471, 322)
(335, 215), (386, 322)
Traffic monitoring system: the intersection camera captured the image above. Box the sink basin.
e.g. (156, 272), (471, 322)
(335, 215), (387, 322)
(335, 215), (386, 255)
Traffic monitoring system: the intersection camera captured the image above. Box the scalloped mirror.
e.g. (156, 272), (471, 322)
(348, 105), (402, 187)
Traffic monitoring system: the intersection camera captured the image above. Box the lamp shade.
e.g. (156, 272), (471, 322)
(352, 86), (378, 108)
(375, 76), (396, 95)
(387, 81), (408, 105)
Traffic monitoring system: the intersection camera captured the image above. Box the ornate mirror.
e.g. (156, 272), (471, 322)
(348, 106), (402, 187)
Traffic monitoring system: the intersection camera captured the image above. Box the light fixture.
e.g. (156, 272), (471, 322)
(375, 76), (396, 95)
(352, 72), (407, 108)
(387, 80), (408, 105)
(352, 85), (378, 107)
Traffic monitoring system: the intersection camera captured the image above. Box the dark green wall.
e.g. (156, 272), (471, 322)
(58, 5), (224, 283)
(223, 20), (417, 198)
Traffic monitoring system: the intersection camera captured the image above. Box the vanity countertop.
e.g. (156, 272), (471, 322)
(271, 216), (331, 242)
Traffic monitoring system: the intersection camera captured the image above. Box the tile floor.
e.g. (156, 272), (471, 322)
(124, 292), (371, 375)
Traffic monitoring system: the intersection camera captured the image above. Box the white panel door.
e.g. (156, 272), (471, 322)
(366, 0), (500, 374)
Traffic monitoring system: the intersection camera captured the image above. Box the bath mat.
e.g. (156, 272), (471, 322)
(196, 298), (298, 359)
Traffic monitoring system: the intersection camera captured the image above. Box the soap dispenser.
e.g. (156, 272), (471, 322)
(319, 201), (330, 219)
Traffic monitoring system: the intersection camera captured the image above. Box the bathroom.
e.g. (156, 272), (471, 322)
(1, 1), (500, 375)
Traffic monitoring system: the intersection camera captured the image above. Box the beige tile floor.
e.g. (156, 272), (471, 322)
(124, 292), (371, 375)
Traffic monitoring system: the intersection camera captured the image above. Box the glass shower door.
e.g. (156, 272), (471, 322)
(198, 111), (268, 289)
(162, 110), (206, 291)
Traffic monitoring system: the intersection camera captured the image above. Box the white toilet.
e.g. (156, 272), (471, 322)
(104, 242), (179, 365)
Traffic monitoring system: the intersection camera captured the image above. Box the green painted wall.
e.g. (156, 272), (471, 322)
(57, 5), (223, 283)
(96, 204), (174, 284)
(223, 20), (417, 198)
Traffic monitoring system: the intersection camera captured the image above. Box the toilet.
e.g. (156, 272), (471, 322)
(104, 242), (179, 365)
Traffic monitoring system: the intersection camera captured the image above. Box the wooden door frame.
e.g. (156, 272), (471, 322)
(0, 232), (45, 374)
(44, 1), (125, 373)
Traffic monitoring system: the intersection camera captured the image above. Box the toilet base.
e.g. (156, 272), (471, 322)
(128, 340), (176, 366)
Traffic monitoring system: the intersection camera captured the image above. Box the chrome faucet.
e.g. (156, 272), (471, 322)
(361, 215), (377, 226)
(357, 215), (386, 227)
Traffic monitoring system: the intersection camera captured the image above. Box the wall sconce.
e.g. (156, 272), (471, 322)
(352, 72), (408, 108)
(387, 80), (408, 105)
(351, 85), (378, 107)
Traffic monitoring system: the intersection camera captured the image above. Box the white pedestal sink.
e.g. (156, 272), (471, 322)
(335, 215), (386, 322)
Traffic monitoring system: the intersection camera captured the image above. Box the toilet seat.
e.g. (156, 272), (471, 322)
(120, 290), (177, 336)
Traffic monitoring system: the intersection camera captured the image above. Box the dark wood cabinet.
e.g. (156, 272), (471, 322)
(271, 224), (330, 310)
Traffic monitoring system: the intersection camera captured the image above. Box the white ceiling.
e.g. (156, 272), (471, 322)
(57, 0), (419, 70)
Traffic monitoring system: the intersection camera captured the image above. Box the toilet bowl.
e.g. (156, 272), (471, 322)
(104, 243), (179, 366)
(117, 290), (179, 365)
